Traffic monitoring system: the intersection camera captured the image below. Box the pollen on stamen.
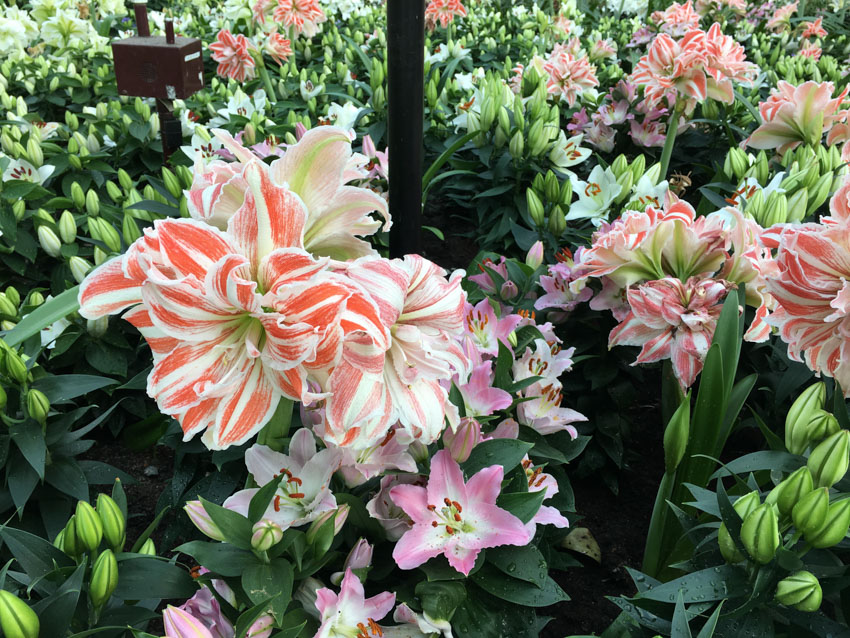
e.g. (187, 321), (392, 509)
(446, 526), (455, 535)
(289, 492), (305, 499)
(273, 495), (281, 512)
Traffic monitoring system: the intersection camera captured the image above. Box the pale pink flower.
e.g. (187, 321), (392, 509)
(469, 256), (509, 294)
(331, 539), (373, 585)
(651, 1), (701, 36)
(457, 360), (513, 417)
(535, 261), (593, 317)
(390, 450), (530, 575)
(442, 417), (482, 462)
(178, 588), (233, 638)
(544, 44), (599, 107)
(361, 134), (388, 180)
(512, 338), (575, 387)
(589, 39), (618, 62)
(586, 121), (617, 152)
(163, 606), (215, 638)
(747, 81), (850, 153)
(801, 16), (827, 39)
(596, 100), (633, 126)
(798, 41), (822, 61)
(517, 381), (586, 436)
(425, 0), (467, 28)
(463, 299), (521, 356)
(521, 457), (570, 536)
(314, 569), (395, 638)
(629, 118), (667, 147)
(263, 32), (292, 66)
(366, 474), (421, 540)
(223, 428), (342, 527)
(209, 29), (256, 82)
(702, 23), (757, 102)
(609, 277), (732, 389)
(334, 426), (418, 487)
(630, 31), (708, 107)
(766, 1), (798, 31)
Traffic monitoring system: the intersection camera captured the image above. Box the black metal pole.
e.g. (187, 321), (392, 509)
(387, 0), (424, 258)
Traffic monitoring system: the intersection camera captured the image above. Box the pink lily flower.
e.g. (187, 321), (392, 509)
(179, 587), (234, 638)
(463, 299), (522, 356)
(224, 428), (341, 527)
(334, 426), (418, 488)
(517, 381), (586, 437)
(442, 417), (483, 462)
(390, 450), (531, 575)
(468, 256), (508, 294)
(366, 474), (421, 541)
(79, 161), (367, 449)
(535, 261), (593, 318)
(331, 538), (374, 585)
(609, 276), (732, 389)
(457, 360), (513, 417)
(163, 605), (215, 638)
(521, 456), (570, 536)
(513, 338), (575, 387)
(314, 569), (395, 638)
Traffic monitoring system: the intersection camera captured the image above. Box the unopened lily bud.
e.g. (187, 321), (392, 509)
(808, 409), (840, 444)
(95, 218), (121, 253)
(138, 538), (156, 555)
(75, 500), (103, 551)
(741, 503), (779, 564)
(500, 280), (519, 300)
(763, 192), (788, 226)
(544, 171), (560, 203)
(807, 430), (850, 488)
(70, 182), (85, 210)
(53, 528), (65, 550)
(87, 317), (109, 338)
(63, 515), (81, 557)
(663, 396), (690, 474)
(807, 172), (833, 216)
(117, 168), (133, 191)
(755, 151), (769, 184)
(0, 591), (40, 638)
(643, 162), (661, 185)
(58, 210), (77, 244)
(747, 189), (765, 221)
(3, 287), (17, 309)
(507, 331), (518, 348)
(766, 466), (813, 517)
(96, 493), (125, 551)
(122, 214), (141, 245)
(103, 181), (121, 204)
(68, 153), (82, 170)
(28, 291), (44, 307)
(85, 189), (100, 217)
(306, 505), (347, 557)
(66, 111), (79, 130)
(728, 147), (749, 181)
(69, 256), (93, 284)
(184, 500), (225, 541)
(611, 154), (629, 178)
(718, 491), (759, 563)
(526, 241), (544, 269)
(38, 226), (62, 258)
(0, 294), (17, 318)
(786, 383), (826, 454)
(0, 131), (13, 155)
(93, 246), (108, 266)
(0, 321), (15, 332)
(26, 389), (49, 425)
(509, 130), (524, 159)
(807, 497), (850, 548)
(443, 417), (482, 463)
(560, 179), (573, 205)
(526, 188), (544, 226)
(25, 138), (42, 167)
(89, 549), (118, 609)
(776, 571), (822, 612)
(548, 204), (566, 236)
(11, 200), (24, 221)
(162, 167), (182, 199)
(615, 170), (634, 204)
(792, 487), (829, 536)
(251, 519), (284, 552)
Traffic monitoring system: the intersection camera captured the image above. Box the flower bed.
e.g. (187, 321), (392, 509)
(0, 0), (849, 636)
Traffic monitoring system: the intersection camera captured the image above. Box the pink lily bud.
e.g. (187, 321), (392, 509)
(526, 241), (544, 269)
(407, 440), (430, 463)
(245, 614), (274, 638)
(331, 538), (374, 585)
(362, 134), (376, 158)
(442, 417), (482, 463)
(500, 280), (519, 300)
(162, 605), (215, 638)
(306, 504), (349, 545)
(294, 122), (307, 140)
(334, 504), (350, 534)
(184, 501), (225, 541)
(251, 519), (283, 552)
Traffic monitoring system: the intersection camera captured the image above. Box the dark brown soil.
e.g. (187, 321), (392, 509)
(542, 405), (665, 637)
(419, 197), (481, 270)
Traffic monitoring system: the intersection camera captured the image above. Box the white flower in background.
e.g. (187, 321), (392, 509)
(549, 131), (592, 171)
(148, 10), (193, 34)
(29, 0), (76, 24)
(511, 5), (529, 17)
(425, 44), (450, 65)
(180, 132), (223, 164)
(40, 316), (71, 349)
(325, 102), (362, 132)
(208, 89), (268, 127)
(300, 79), (325, 102)
(0, 9), (38, 56)
(94, 0), (129, 18)
(629, 174), (669, 209)
(2, 158), (54, 184)
(454, 68), (484, 91)
(566, 165), (620, 226)
(325, 0), (370, 20)
(40, 12), (91, 48)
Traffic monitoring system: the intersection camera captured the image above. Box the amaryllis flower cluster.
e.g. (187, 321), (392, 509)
(209, 28), (292, 82)
(425, 0), (467, 30)
(273, 0), (326, 36)
(78, 126), (469, 451)
(543, 42), (600, 107)
(568, 200), (776, 388)
(650, 0), (701, 36)
(630, 22), (757, 110)
(764, 176), (850, 394)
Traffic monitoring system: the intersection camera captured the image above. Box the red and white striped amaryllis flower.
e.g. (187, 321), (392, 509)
(189, 126), (389, 262)
(764, 176), (850, 392)
(318, 255), (470, 449)
(78, 161), (373, 449)
(209, 29), (257, 82)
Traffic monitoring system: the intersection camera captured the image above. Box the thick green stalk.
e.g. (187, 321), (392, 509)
(659, 105), (682, 181)
(257, 398), (294, 452)
(642, 471), (676, 577)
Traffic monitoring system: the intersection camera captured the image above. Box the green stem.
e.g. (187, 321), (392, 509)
(257, 398), (294, 452)
(659, 105), (682, 181)
(642, 470), (676, 577)
(259, 66), (278, 103)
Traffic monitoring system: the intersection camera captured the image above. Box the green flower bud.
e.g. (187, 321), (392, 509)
(58, 210), (77, 244)
(747, 189), (765, 222)
(718, 491), (760, 562)
(663, 396), (690, 474)
(53, 528), (65, 550)
(763, 192), (788, 226)
(544, 171), (560, 203)
(69, 256), (94, 284)
(25, 138), (43, 168)
(786, 383), (826, 454)
(26, 389), (49, 425)
(792, 486), (829, 536)
(526, 120), (545, 157)
(89, 549), (118, 609)
(4, 350), (28, 384)
(87, 317), (108, 338)
(807, 497), (850, 548)
(38, 226), (62, 258)
(615, 170), (635, 204)
(513, 96), (525, 132)
(117, 169), (133, 191)
(93, 246), (108, 266)
(104, 181), (122, 204)
(28, 291), (44, 307)
(776, 571), (822, 612)
(526, 188), (544, 227)
(11, 200), (25, 222)
(70, 182), (86, 211)
(85, 189), (100, 217)
(75, 500), (103, 552)
(94, 218), (122, 253)
(63, 515), (81, 557)
(766, 466), (813, 518)
(0, 591), (39, 638)
(122, 214), (141, 245)
(508, 130), (524, 160)
(68, 153), (82, 170)
(138, 538), (156, 555)
(96, 493), (125, 552)
(807, 172), (833, 216)
(251, 519), (284, 552)
(65, 111), (79, 130)
(175, 165), (194, 189)
(756, 151), (769, 185)
(741, 503), (779, 564)
(3, 287), (17, 309)
(548, 204), (566, 237)
(0, 293), (17, 319)
(808, 409), (840, 444)
(498, 105), (511, 138)
(807, 430), (850, 488)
